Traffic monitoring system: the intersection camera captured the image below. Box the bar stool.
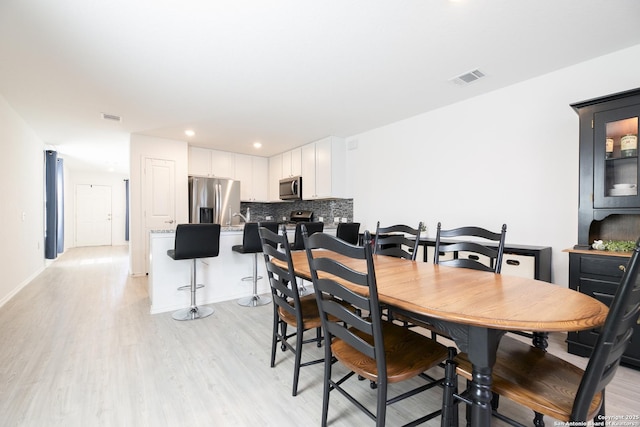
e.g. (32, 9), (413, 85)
(291, 222), (324, 296)
(233, 221), (279, 307)
(168, 223), (221, 321)
(336, 222), (361, 245)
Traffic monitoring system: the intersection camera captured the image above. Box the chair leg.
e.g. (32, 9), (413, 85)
(376, 377), (387, 427)
(270, 309), (279, 368)
(533, 411), (545, 427)
(238, 253), (272, 307)
(172, 259), (214, 320)
(292, 324), (303, 396)
(321, 344), (332, 427)
(465, 380), (472, 427)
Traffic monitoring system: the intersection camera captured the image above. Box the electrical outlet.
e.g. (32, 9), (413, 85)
(266, 216), (272, 220)
(341, 217), (347, 223)
(283, 216), (287, 221)
(333, 217), (339, 224)
(318, 216), (324, 222)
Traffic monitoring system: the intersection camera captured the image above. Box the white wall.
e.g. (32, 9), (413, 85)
(62, 168), (129, 250)
(0, 94), (45, 307)
(129, 134), (189, 276)
(346, 44), (640, 286)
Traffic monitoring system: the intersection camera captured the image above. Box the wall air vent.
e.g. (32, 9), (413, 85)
(101, 112), (122, 122)
(450, 69), (486, 85)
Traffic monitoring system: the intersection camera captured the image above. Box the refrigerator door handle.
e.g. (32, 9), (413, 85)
(215, 183), (221, 223)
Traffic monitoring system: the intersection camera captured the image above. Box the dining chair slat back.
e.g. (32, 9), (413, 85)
(373, 222), (422, 261)
(303, 227), (449, 426)
(258, 224), (324, 396)
(434, 222), (507, 273)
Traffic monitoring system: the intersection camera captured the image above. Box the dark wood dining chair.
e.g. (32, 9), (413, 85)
(290, 221), (324, 295)
(258, 224), (324, 396)
(434, 222), (507, 273)
(373, 221), (422, 260)
(442, 237), (640, 427)
(303, 227), (448, 426)
(336, 222), (360, 245)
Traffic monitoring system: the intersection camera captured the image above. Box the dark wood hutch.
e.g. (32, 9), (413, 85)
(567, 88), (640, 369)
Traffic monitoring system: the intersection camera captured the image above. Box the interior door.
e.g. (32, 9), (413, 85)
(75, 184), (112, 246)
(143, 157), (176, 273)
(144, 158), (176, 230)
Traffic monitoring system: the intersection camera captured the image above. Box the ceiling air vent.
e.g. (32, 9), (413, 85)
(450, 69), (486, 85)
(101, 112), (122, 122)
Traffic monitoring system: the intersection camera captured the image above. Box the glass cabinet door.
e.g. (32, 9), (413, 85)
(594, 105), (640, 208)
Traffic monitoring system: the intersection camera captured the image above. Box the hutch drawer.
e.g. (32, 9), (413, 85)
(567, 251), (640, 369)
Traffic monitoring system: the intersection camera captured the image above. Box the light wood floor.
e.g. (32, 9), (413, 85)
(1, 246), (638, 426)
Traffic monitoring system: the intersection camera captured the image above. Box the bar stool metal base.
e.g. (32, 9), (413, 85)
(172, 305), (214, 321)
(237, 253), (271, 307)
(237, 294), (271, 307)
(172, 258), (213, 321)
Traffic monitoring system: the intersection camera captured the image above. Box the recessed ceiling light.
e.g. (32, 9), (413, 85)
(253, 141), (262, 149)
(185, 129), (195, 137)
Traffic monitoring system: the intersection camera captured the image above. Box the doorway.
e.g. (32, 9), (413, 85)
(75, 184), (112, 247)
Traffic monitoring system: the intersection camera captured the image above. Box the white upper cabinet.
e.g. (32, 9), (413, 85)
(235, 154), (268, 202)
(189, 146), (267, 201)
(269, 154), (283, 201)
(188, 146), (212, 176)
(211, 150), (235, 178)
(282, 147), (302, 178)
(188, 147), (235, 178)
(301, 136), (346, 200)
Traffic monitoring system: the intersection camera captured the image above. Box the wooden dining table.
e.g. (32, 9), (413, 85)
(279, 250), (609, 427)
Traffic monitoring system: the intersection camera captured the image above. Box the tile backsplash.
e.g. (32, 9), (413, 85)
(240, 199), (353, 224)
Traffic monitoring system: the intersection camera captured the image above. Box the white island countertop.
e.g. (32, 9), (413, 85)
(148, 225), (336, 314)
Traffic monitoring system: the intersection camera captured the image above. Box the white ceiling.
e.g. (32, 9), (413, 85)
(2, 0), (640, 175)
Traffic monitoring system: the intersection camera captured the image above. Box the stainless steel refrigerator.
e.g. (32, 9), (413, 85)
(188, 176), (241, 225)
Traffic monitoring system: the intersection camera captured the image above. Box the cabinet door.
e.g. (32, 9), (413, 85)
(290, 147), (302, 176)
(281, 148), (302, 178)
(269, 155), (282, 201)
(594, 105), (640, 208)
(282, 151), (292, 178)
(315, 138), (332, 198)
(251, 156), (268, 201)
(234, 154), (253, 201)
(235, 154), (268, 201)
(211, 150), (235, 178)
(188, 146), (212, 176)
(301, 143), (316, 199)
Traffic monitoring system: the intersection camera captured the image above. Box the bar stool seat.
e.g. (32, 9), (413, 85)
(233, 222), (279, 307)
(168, 223), (221, 321)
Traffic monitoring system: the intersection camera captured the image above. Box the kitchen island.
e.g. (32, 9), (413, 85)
(148, 225), (335, 314)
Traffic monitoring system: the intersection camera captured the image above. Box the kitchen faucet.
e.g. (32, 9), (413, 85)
(233, 207), (250, 222)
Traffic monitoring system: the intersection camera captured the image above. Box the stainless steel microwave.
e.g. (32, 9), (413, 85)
(279, 176), (302, 200)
